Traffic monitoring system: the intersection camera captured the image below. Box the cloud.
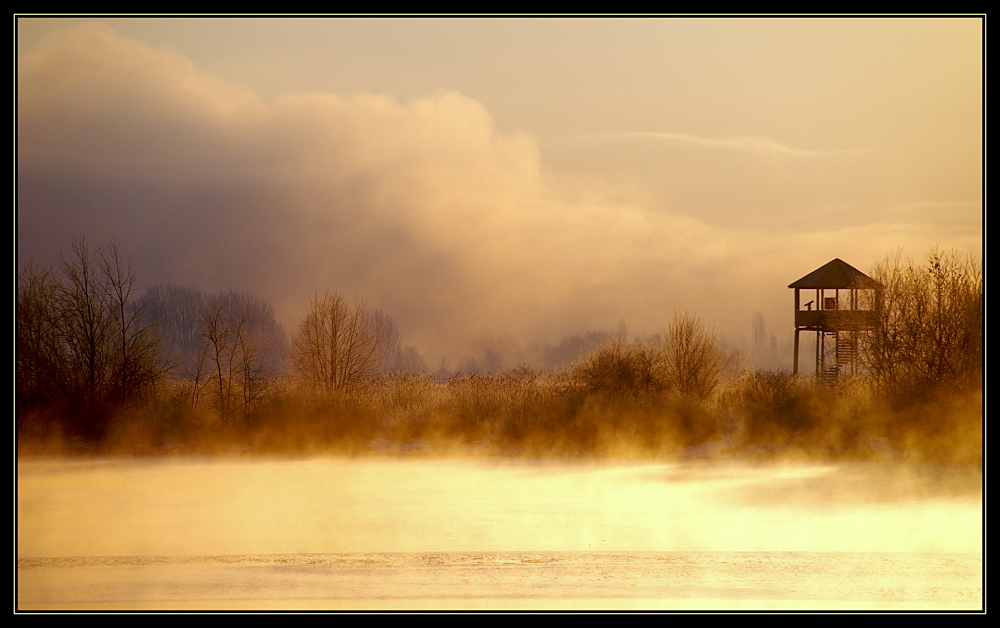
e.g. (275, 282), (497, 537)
(565, 131), (867, 158)
(16, 23), (980, 362)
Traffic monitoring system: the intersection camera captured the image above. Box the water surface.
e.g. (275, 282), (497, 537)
(17, 456), (982, 610)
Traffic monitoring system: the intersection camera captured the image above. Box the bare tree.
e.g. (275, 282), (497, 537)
(141, 285), (204, 373)
(138, 285), (286, 424)
(96, 241), (162, 405)
(366, 308), (402, 374)
(140, 284), (207, 413)
(859, 247), (983, 404)
(232, 293), (286, 418)
(16, 237), (165, 438)
(16, 261), (64, 405)
(197, 291), (286, 425)
(290, 292), (396, 395)
(662, 311), (723, 401)
(395, 345), (428, 373)
(199, 294), (238, 423)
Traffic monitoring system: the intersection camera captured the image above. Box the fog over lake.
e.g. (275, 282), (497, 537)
(17, 455), (982, 611)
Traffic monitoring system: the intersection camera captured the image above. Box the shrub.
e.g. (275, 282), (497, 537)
(571, 328), (666, 399)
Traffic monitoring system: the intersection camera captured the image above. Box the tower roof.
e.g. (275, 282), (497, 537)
(788, 258), (880, 289)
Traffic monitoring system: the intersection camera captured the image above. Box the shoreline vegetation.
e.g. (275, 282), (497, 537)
(17, 238), (982, 466)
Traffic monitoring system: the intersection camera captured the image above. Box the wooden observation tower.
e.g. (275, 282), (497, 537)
(789, 259), (880, 382)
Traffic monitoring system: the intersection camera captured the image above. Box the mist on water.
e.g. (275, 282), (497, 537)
(17, 455), (982, 610)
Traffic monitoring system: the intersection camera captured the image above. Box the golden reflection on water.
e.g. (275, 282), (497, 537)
(18, 457), (981, 556)
(16, 456), (982, 610)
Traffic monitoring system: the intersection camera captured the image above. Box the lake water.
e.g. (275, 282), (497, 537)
(17, 455), (982, 611)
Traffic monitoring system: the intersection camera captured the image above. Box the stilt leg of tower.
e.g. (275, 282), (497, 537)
(793, 329), (800, 375)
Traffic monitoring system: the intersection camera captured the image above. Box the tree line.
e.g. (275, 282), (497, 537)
(16, 237), (408, 441)
(16, 237), (982, 460)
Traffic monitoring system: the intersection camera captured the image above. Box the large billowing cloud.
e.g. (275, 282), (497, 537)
(16, 23), (981, 362)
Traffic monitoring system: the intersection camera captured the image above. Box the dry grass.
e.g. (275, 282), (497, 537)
(18, 242), (982, 465)
(18, 329), (982, 466)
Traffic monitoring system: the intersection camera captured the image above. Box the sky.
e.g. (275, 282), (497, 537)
(15, 16), (983, 365)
